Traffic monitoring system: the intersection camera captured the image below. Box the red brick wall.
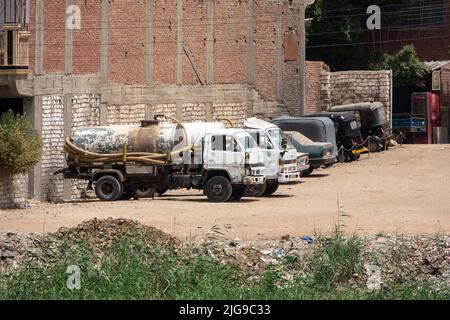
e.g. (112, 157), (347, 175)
(213, 0), (247, 85)
(374, 1), (450, 61)
(253, 1), (277, 101)
(28, 0), (36, 73)
(183, 0), (207, 84)
(43, 0), (65, 73)
(108, 0), (146, 84)
(153, 0), (177, 84)
(305, 61), (329, 114)
(26, 0), (317, 113)
(73, 0), (101, 75)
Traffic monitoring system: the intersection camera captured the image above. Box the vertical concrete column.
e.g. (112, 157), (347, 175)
(100, 0), (109, 83)
(206, 0), (214, 84)
(298, 0), (306, 115)
(176, 0), (184, 85)
(145, 104), (153, 120)
(176, 101), (184, 121)
(276, 0), (283, 102)
(99, 104), (108, 125)
(65, 0), (73, 74)
(35, 0), (44, 74)
(206, 102), (213, 121)
(63, 94), (73, 201)
(25, 96), (43, 200)
(246, 0), (254, 85)
(146, 0), (154, 84)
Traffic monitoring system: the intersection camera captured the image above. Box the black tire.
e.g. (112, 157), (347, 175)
(231, 186), (246, 201)
(264, 182), (279, 196)
(136, 185), (154, 198)
(204, 176), (233, 202)
(120, 186), (137, 200)
(95, 175), (123, 202)
(156, 187), (168, 196)
(302, 168), (314, 176)
(369, 139), (380, 153)
(245, 183), (267, 197)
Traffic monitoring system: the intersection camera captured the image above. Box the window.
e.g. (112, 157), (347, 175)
(400, 0), (444, 29)
(211, 135), (241, 152)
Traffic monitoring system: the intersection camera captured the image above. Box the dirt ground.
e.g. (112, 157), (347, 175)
(0, 145), (449, 240)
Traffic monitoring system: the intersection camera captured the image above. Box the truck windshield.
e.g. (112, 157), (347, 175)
(236, 132), (257, 150)
(268, 128), (294, 149)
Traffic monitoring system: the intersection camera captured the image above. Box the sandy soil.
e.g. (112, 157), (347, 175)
(0, 145), (449, 240)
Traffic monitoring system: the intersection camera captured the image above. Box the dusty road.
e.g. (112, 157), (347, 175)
(0, 145), (449, 240)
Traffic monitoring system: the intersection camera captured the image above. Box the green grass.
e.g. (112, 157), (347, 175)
(1, 227), (449, 300)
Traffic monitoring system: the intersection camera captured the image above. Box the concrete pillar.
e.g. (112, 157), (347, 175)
(145, 104), (153, 120)
(99, 103), (107, 125)
(35, 0), (44, 75)
(24, 96), (42, 200)
(298, 1), (306, 115)
(176, 0), (184, 85)
(63, 94), (73, 201)
(246, 0), (254, 85)
(146, 0), (154, 84)
(276, 0), (283, 103)
(206, 0), (214, 84)
(176, 101), (183, 121)
(65, 0), (73, 74)
(100, 0), (109, 83)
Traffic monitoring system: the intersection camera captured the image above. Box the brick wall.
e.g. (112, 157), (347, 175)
(41, 95), (65, 202)
(0, 174), (28, 209)
(321, 70), (392, 118)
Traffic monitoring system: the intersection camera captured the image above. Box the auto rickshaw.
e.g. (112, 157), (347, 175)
(303, 112), (368, 162)
(272, 116), (339, 157)
(329, 102), (393, 153)
(284, 131), (336, 175)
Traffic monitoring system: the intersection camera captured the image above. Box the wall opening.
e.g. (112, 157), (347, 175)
(0, 97), (24, 115)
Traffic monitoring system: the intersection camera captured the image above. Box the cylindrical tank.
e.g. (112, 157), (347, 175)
(72, 121), (226, 154)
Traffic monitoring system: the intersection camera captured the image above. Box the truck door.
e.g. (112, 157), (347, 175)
(254, 131), (278, 177)
(204, 134), (245, 173)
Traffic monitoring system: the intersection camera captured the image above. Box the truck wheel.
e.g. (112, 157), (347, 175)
(205, 176), (233, 202)
(264, 182), (279, 196)
(245, 183), (267, 197)
(95, 175), (123, 201)
(302, 168), (314, 177)
(136, 185), (154, 198)
(231, 186), (246, 201)
(120, 186), (137, 201)
(156, 187), (168, 196)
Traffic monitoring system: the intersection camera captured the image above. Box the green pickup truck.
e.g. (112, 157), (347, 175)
(285, 131), (336, 176)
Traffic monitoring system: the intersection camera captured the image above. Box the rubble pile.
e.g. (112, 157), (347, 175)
(1, 219), (449, 289)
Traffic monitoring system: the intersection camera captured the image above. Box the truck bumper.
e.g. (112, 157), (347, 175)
(310, 156), (336, 168)
(278, 171), (303, 184)
(243, 175), (266, 185)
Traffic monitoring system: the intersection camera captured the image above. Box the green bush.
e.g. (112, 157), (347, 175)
(0, 110), (42, 176)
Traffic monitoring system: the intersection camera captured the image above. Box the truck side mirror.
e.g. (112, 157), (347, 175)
(282, 138), (288, 150)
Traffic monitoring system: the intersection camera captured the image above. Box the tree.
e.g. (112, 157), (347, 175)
(306, 0), (404, 71)
(373, 45), (429, 87)
(0, 110), (43, 176)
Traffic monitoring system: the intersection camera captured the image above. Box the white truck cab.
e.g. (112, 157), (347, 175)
(245, 118), (310, 186)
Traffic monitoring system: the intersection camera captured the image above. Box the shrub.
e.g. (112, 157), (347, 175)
(0, 110), (42, 176)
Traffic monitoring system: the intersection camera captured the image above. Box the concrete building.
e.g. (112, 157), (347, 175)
(0, 0), (324, 204)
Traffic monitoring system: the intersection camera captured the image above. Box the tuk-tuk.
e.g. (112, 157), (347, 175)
(284, 131), (336, 175)
(303, 112), (368, 162)
(272, 116), (339, 157)
(329, 102), (393, 153)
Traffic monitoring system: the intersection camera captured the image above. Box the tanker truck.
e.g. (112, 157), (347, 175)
(56, 117), (266, 202)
